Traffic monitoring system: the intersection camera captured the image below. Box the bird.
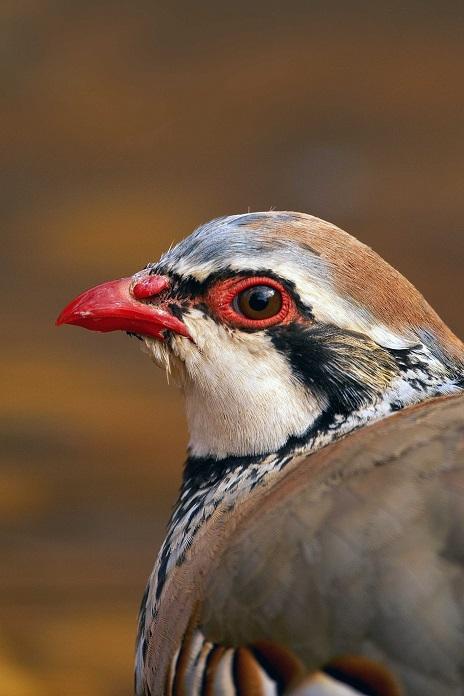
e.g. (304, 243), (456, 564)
(56, 211), (464, 696)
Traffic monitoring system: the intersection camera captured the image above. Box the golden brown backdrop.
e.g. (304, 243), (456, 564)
(1, 1), (464, 694)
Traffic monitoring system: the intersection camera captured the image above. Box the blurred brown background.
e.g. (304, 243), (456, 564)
(1, 1), (463, 694)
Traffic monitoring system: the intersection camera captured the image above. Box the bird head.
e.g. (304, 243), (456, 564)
(57, 212), (464, 461)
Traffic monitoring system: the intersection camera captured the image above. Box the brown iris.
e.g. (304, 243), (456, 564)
(236, 285), (283, 320)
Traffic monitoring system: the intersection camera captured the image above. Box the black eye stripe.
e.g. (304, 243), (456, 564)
(149, 265), (315, 320)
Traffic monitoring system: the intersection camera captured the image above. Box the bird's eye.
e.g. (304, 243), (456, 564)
(235, 285), (282, 320)
(207, 275), (296, 329)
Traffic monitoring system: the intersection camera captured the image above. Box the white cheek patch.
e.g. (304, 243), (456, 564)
(173, 312), (323, 459)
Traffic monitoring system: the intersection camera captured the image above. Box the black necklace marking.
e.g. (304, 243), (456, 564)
(151, 403), (351, 608)
(136, 398), (381, 669)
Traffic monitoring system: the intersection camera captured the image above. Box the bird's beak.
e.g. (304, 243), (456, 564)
(56, 274), (190, 341)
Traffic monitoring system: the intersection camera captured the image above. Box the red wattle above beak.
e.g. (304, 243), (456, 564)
(55, 275), (190, 340)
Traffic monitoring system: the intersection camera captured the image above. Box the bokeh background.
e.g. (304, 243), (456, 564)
(1, 1), (464, 694)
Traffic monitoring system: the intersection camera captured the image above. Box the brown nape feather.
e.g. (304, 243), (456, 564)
(259, 212), (464, 362)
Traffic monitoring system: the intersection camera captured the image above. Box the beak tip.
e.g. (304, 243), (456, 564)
(55, 312), (66, 327)
(55, 306), (76, 327)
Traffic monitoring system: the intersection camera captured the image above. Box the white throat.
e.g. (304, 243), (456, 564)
(181, 326), (323, 460)
(183, 370), (322, 460)
(146, 312), (324, 460)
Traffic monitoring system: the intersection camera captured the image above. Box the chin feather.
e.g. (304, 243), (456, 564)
(141, 337), (187, 386)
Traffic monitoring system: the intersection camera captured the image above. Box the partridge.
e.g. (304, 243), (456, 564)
(57, 212), (464, 695)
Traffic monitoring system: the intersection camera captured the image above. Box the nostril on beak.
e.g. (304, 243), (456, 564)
(131, 274), (170, 300)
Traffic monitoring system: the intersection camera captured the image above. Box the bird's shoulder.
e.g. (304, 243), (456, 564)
(143, 394), (464, 694)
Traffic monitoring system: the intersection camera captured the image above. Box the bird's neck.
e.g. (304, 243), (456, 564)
(143, 343), (463, 625)
(184, 339), (463, 469)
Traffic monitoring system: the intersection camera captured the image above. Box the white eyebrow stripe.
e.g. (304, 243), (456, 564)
(167, 253), (416, 351)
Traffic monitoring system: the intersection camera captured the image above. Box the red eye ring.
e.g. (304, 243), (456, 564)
(207, 276), (297, 329)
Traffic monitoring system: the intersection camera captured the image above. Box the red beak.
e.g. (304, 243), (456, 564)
(56, 274), (190, 341)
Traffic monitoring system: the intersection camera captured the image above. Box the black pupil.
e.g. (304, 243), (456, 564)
(248, 286), (275, 311)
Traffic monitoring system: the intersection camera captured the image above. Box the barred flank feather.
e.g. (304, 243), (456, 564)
(166, 624), (401, 696)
